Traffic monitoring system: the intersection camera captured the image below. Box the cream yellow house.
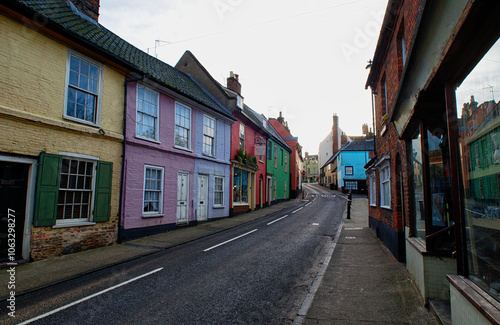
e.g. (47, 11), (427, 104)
(0, 0), (127, 261)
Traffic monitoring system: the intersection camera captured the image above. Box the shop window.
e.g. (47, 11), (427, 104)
(456, 38), (500, 302)
(233, 168), (248, 204)
(410, 125), (455, 251)
(411, 132), (425, 240)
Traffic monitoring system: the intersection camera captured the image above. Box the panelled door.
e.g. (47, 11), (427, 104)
(197, 174), (208, 222)
(177, 172), (189, 224)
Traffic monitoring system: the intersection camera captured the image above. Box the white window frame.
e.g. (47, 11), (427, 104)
(239, 123), (245, 149)
(64, 50), (103, 127)
(203, 115), (216, 156)
(143, 165), (164, 217)
(214, 176), (224, 207)
(345, 166), (353, 176)
(136, 84), (160, 142)
(368, 172), (377, 206)
(55, 152), (99, 227)
(379, 162), (391, 209)
(174, 102), (192, 150)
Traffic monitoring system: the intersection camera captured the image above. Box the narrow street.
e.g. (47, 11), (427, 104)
(3, 184), (346, 324)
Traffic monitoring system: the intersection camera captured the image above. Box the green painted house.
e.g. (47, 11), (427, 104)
(243, 105), (291, 205)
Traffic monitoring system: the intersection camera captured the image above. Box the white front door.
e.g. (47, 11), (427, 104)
(177, 172), (189, 224)
(197, 174), (208, 222)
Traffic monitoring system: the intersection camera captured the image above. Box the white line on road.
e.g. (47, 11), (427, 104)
(203, 229), (258, 252)
(18, 267), (164, 325)
(267, 215), (289, 226)
(292, 207), (303, 214)
(305, 202), (312, 207)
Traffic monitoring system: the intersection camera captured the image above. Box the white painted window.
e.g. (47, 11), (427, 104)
(143, 165), (164, 215)
(203, 115), (216, 156)
(214, 176), (224, 207)
(239, 123), (245, 149)
(65, 51), (102, 125)
(57, 156), (95, 223)
(136, 85), (159, 141)
(369, 173), (376, 206)
(345, 166), (353, 175)
(380, 164), (391, 208)
(175, 103), (191, 149)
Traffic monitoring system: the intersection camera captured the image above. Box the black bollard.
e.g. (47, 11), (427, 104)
(346, 190), (352, 219)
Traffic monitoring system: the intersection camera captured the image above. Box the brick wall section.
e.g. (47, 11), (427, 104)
(369, 0), (423, 233)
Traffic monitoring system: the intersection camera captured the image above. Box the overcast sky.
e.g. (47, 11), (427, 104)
(99, 0), (388, 155)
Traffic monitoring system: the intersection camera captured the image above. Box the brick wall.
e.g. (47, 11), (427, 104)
(369, 0), (423, 234)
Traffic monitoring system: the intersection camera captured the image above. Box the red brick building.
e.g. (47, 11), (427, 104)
(367, 0), (500, 323)
(365, 0), (423, 262)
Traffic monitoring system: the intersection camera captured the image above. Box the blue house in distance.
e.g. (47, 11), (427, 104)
(322, 137), (374, 193)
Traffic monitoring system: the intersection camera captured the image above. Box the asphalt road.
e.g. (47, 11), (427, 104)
(4, 184), (346, 325)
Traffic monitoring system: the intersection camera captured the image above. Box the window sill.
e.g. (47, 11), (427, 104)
(202, 153), (216, 159)
(53, 221), (96, 228)
(407, 236), (427, 254)
(381, 205), (392, 210)
(213, 206), (225, 209)
(370, 203), (377, 207)
(448, 275), (500, 325)
(174, 145), (192, 152)
(135, 135), (161, 144)
(142, 214), (164, 218)
(63, 115), (100, 128)
(233, 203), (249, 207)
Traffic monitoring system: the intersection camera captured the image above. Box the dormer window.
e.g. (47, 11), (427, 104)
(237, 95), (244, 109)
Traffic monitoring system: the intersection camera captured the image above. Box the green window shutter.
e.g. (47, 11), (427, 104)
(34, 153), (61, 227)
(93, 161), (113, 222)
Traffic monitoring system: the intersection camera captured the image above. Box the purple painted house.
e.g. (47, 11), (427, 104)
(121, 64), (235, 240)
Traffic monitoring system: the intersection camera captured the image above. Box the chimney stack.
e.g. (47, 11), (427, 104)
(68, 0), (100, 21)
(332, 114), (340, 154)
(227, 71), (242, 96)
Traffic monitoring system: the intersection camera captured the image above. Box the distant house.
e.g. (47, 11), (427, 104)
(240, 106), (291, 206)
(304, 153), (319, 183)
(318, 114), (349, 186)
(269, 112), (303, 198)
(336, 138), (374, 193)
(321, 138), (374, 193)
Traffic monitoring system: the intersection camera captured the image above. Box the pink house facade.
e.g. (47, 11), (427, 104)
(120, 70), (235, 240)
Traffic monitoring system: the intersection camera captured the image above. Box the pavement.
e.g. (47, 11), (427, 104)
(1, 187), (440, 324)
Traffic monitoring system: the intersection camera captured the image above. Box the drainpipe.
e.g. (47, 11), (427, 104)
(371, 90), (377, 155)
(118, 75), (145, 243)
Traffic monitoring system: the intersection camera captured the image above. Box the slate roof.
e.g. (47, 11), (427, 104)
(321, 138), (374, 168)
(7, 0), (234, 120)
(242, 105), (291, 152)
(342, 138), (375, 152)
